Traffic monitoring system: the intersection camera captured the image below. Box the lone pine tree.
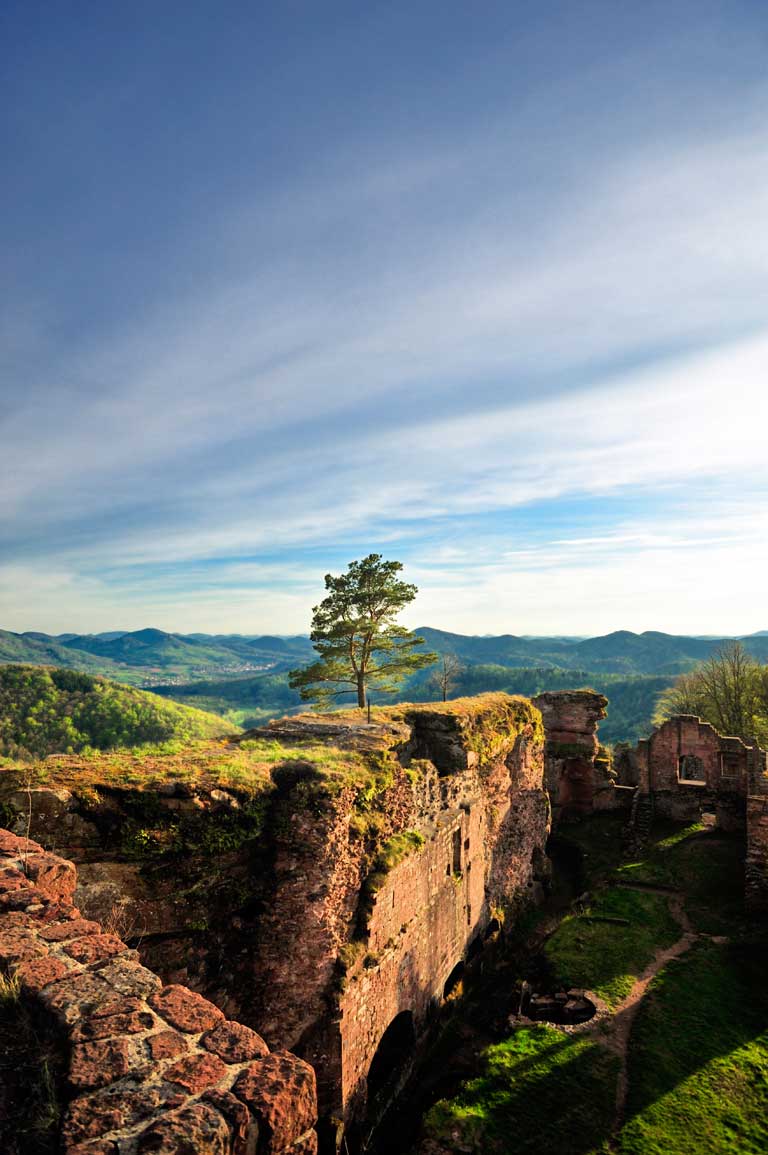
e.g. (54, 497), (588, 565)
(288, 554), (436, 709)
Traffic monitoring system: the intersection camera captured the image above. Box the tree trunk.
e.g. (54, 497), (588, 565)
(357, 674), (366, 709)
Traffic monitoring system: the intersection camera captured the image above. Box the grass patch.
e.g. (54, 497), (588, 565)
(553, 812), (628, 886)
(615, 822), (746, 935)
(423, 1024), (619, 1154)
(545, 887), (679, 1008)
(618, 941), (768, 1154)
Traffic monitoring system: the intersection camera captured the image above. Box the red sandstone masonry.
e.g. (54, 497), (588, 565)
(0, 829), (317, 1155)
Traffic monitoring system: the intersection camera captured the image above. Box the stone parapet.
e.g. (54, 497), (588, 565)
(0, 828), (317, 1155)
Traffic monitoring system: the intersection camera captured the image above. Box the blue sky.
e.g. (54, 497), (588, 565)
(2, 1), (767, 636)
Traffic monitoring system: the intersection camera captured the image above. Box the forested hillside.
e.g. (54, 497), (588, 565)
(5, 627), (768, 746)
(0, 666), (238, 759)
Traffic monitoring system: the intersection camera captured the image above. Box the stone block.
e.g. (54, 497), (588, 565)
(202, 1020), (269, 1064)
(64, 933), (134, 965)
(148, 1029), (188, 1061)
(95, 957), (162, 998)
(233, 1052), (317, 1151)
(150, 984), (225, 1033)
(136, 1101), (232, 1155)
(15, 955), (71, 992)
(69, 1036), (141, 1090)
(164, 1051), (229, 1094)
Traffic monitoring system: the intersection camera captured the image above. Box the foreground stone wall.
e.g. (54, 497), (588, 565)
(0, 695), (550, 1143)
(0, 829), (317, 1155)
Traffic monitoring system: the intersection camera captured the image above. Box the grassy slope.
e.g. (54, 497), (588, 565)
(619, 942), (768, 1155)
(0, 665), (238, 758)
(544, 887), (680, 1007)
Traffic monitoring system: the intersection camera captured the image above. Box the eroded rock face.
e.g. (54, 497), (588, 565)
(533, 691), (608, 816)
(0, 694), (551, 1138)
(0, 829), (317, 1155)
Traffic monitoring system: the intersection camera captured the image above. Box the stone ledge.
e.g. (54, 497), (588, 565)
(0, 828), (317, 1154)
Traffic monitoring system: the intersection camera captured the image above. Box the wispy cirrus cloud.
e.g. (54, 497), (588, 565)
(2, 4), (768, 632)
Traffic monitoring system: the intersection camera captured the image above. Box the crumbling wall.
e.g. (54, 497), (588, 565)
(251, 697), (548, 1128)
(0, 694), (550, 1139)
(532, 690), (615, 817)
(746, 793), (768, 912)
(632, 715), (759, 830)
(0, 829), (317, 1155)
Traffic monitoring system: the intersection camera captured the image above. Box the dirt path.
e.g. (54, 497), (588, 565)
(599, 890), (698, 1139)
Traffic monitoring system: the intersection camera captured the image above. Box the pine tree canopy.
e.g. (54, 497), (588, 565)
(288, 554), (436, 708)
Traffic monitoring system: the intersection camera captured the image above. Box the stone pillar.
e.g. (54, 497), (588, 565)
(532, 691), (608, 818)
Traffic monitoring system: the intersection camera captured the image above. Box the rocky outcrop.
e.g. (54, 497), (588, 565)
(0, 829), (317, 1154)
(532, 690), (611, 816)
(0, 694), (550, 1140)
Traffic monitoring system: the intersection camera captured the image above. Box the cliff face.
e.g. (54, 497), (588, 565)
(0, 694), (549, 1134)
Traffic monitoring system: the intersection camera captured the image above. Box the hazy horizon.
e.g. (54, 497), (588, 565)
(3, 3), (767, 636)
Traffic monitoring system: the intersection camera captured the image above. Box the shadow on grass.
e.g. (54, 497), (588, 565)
(423, 1025), (620, 1155)
(618, 940), (768, 1154)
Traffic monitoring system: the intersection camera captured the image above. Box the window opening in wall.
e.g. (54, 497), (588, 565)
(452, 828), (462, 874)
(678, 754), (706, 783)
(720, 752), (741, 779)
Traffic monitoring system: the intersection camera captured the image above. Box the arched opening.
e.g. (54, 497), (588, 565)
(466, 934), (483, 962)
(367, 1011), (416, 1105)
(443, 961), (465, 1001)
(484, 916), (501, 940)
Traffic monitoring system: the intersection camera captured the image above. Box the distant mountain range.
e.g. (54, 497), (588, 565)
(3, 625), (767, 745)
(0, 628), (315, 682)
(2, 626), (767, 682)
(412, 627), (768, 676)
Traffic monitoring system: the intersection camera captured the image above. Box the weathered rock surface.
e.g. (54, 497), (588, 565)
(0, 829), (317, 1154)
(533, 690), (609, 815)
(1, 693), (551, 1137)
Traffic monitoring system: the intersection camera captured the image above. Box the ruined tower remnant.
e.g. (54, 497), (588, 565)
(532, 690), (609, 817)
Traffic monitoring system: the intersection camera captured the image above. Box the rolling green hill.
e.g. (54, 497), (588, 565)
(0, 665), (239, 759)
(3, 626), (767, 746)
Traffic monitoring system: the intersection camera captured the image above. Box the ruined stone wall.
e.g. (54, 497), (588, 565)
(746, 793), (768, 912)
(251, 699), (548, 1128)
(532, 690), (617, 817)
(0, 695), (550, 1140)
(336, 721), (549, 1126)
(0, 829), (317, 1155)
(634, 715), (758, 830)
